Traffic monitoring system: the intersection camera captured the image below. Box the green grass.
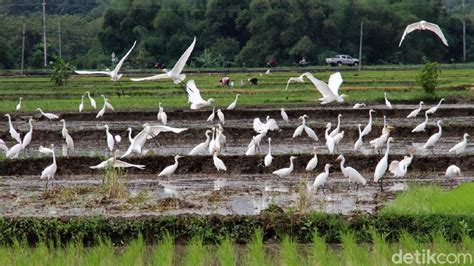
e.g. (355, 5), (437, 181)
(381, 183), (474, 215)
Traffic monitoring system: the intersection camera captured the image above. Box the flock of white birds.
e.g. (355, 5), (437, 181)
(1, 21), (469, 191)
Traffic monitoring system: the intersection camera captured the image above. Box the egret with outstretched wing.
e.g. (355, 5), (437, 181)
(399, 20), (448, 47)
(186, 80), (214, 109)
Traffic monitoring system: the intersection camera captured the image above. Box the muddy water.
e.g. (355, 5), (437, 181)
(0, 173), (472, 218)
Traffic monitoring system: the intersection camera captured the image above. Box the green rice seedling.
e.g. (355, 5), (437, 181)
(217, 236), (236, 266)
(370, 228), (393, 266)
(244, 230), (267, 266)
(83, 238), (115, 266)
(183, 236), (206, 266)
(399, 230), (422, 252)
(431, 231), (456, 254)
(153, 233), (174, 266)
(341, 231), (370, 266)
(309, 230), (335, 265)
(280, 235), (302, 266)
(118, 234), (145, 266)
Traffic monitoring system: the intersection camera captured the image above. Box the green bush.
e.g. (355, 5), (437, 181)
(50, 56), (72, 87)
(417, 59), (440, 93)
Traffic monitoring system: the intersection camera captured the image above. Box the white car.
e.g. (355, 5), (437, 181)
(326, 55), (359, 67)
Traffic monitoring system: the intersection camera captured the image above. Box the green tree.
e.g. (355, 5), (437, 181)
(417, 59), (440, 94)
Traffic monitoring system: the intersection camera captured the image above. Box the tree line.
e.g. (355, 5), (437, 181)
(0, 0), (472, 70)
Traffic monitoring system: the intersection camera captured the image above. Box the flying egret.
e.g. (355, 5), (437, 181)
(76, 41), (137, 81)
(412, 112), (430, 132)
(329, 114), (342, 137)
(407, 101), (424, 118)
(309, 164), (332, 194)
(336, 154), (367, 191)
(325, 123), (335, 154)
(213, 149), (227, 171)
(384, 92), (392, 109)
(423, 120), (442, 152)
(399, 20), (449, 47)
(305, 147), (318, 171)
(374, 137), (394, 191)
(6, 139), (22, 159)
(157, 102), (167, 125)
(189, 130), (212, 155)
(292, 115), (318, 141)
(253, 116), (279, 134)
(305, 72), (347, 104)
(284, 72), (308, 90)
(449, 133), (469, 154)
(158, 155), (183, 177)
(85, 91), (97, 109)
(36, 108), (59, 120)
(79, 95), (84, 112)
(90, 154), (145, 170)
(272, 156), (297, 178)
(389, 153), (414, 178)
(16, 97), (22, 111)
(186, 80), (215, 109)
(354, 124), (363, 152)
(425, 99), (445, 115)
(353, 103), (366, 109)
(361, 109), (376, 137)
(104, 125), (114, 153)
(264, 138), (273, 167)
(40, 144), (57, 188)
(60, 119), (74, 154)
(217, 109), (225, 125)
(131, 37), (196, 84)
(227, 94), (240, 110)
(5, 114), (21, 143)
(280, 108), (289, 123)
(207, 106), (215, 122)
(445, 165), (461, 178)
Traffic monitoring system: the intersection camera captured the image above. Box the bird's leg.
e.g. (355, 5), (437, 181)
(356, 184), (359, 192)
(347, 183), (351, 192)
(431, 148), (435, 155)
(379, 180), (384, 192)
(322, 187), (326, 196)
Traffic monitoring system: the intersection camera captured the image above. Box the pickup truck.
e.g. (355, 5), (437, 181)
(325, 55), (359, 66)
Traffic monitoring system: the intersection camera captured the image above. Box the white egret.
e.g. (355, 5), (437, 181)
(399, 20), (449, 47)
(158, 155), (183, 177)
(449, 133), (469, 154)
(329, 114), (342, 137)
(389, 153), (414, 178)
(102, 95), (114, 110)
(16, 97), (22, 111)
(36, 108), (59, 120)
(213, 149), (227, 171)
(374, 137), (394, 191)
(272, 156), (297, 178)
(305, 147), (318, 171)
(309, 164), (332, 194)
(384, 92), (392, 109)
(425, 99), (445, 115)
(253, 116), (279, 134)
(333, 131), (344, 152)
(216, 125), (227, 149)
(245, 136), (257, 156)
(40, 144), (57, 187)
(127, 127), (134, 143)
(445, 165), (461, 178)
(6, 140), (22, 159)
(131, 37), (196, 84)
(79, 95), (84, 112)
(407, 101), (424, 118)
(265, 69), (271, 75)
(227, 94), (240, 110)
(115, 135), (122, 143)
(157, 102), (167, 125)
(293, 115), (318, 141)
(217, 109), (225, 124)
(86, 91), (97, 109)
(96, 102), (107, 118)
(284, 72), (308, 90)
(353, 103), (366, 109)
(207, 106), (216, 122)
(423, 120), (442, 152)
(360, 109), (376, 137)
(325, 123), (335, 154)
(208, 128), (216, 155)
(264, 138), (273, 167)
(104, 125), (114, 152)
(5, 114), (21, 143)
(354, 124), (363, 152)
(60, 119), (74, 153)
(336, 154), (367, 191)
(0, 139), (8, 153)
(76, 41), (137, 81)
(370, 125), (394, 153)
(186, 80), (215, 109)
(280, 108), (289, 123)
(308, 72), (347, 104)
(90, 154), (145, 170)
(189, 130), (212, 155)
(412, 112), (430, 132)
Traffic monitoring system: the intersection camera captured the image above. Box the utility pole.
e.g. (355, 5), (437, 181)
(358, 21), (363, 71)
(462, 0), (466, 62)
(42, 0), (47, 67)
(58, 17), (62, 59)
(21, 23), (26, 75)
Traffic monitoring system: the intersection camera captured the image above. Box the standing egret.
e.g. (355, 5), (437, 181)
(245, 136), (257, 156)
(79, 95), (84, 112)
(329, 114), (342, 137)
(449, 133), (469, 154)
(186, 80), (215, 109)
(336, 155), (367, 191)
(333, 131), (345, 152)
(227, 94), (240, 110)
(423, 120), (442, 152)
(265, 69), (271, 75)
(216, 125), (227, 149)
(325, 123), (335, 154)
(104, 125), (114, 153)
(16, 97), (22, 111)
(399, 20), (449, 47)
(445, 165), (461, 178)
(280, 108), (289, 123)
(309, 164), (332, 194)
(189, 130), (212, 155)
(373, 137), (394, 191)
(40, 144), (57, 188)
(425, 99), (445, 115)
(5, 114), (21, 143)
(217, 109), (225, 125)
(208, 128), (216, 155)
(23, 119), (33, 150)
(213, 149), (227, 171)
(6, 140), (22, 159)
(0, 139), (8, 153)
(102, 95), (114, 110)
(384, 92), (392, 109)
(412, 112), (430, 132)
(354, 124), (363, 152)
(157, 102), (167, 125)
(36, 108), (59, 120)
(293, 115), (318, 141)
(76, 41), (137, 82)
(158, 155), (183, 177)
(272, 156), (297, 178)
(86, 91), (97, 109)
(389, 153), (414, 178)
(264, 138), (273, 167)
(207, 106), (215, 122)
(96, 103), (106, 119)
(131, 37), (196, 84)
(361, 109), (376, 137)
(353, 103), (366, 109)
(407, 101), (424, 118)
(305, 147), (318, 171)
(370, 125), (394, 154)
(60, 119), (74, 154)
(127, 127), (134, 143)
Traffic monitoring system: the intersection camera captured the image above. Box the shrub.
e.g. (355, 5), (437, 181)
(416, 59), (440, 94)
(50, 56), (72, 87)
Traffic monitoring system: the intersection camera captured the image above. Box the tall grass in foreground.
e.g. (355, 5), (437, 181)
(0, 230), (472, 266)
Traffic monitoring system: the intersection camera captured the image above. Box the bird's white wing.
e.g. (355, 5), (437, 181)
(424, 22), (449, 46)
(130, 73), (169, 82)
(113, 159), (145, 169)
(186, 80), (205, 104)
(113, 41), (137, 73)
(170, 37), (196, 78)
(89, 159), (112, 169)
(266, 119), (279, 131)
(75, 70), (111, 75)
(147, 125), (188, 139)
(39, 146), (53, 154)
(328, 72), (343, 95)
(303, 73), (337, 99)
(0, 139), (8, 152)
(253, 118), (265, 132)
(121, 128), (150, 158)
(399, 22), (421, 47)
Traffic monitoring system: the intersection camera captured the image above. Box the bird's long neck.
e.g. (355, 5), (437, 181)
(369, 112), (373, 122)
(268, 141), (272, 153)
(325, 127), (330, 138)
(436, 100), (443, 108)
(52, 150), (56, 165)
(358, 125), (362, 135)
(424, 113), (429, 122)
(325, 165), (330, 173)
(438, 123), (442, 134)
(385, 140), (391, 158)
(289, 158), (294, 170)
(336, 116), (341, 129)
(7, 116), (12, 126)
(174, 157), (179, 165)
(339, 157), (345, 171)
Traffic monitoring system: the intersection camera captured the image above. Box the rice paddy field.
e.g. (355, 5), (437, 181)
(0, 65), (473, 265)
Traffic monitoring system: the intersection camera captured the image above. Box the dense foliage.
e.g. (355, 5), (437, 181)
(0, 0), (473, 69)
(417, 59), (441, 93)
